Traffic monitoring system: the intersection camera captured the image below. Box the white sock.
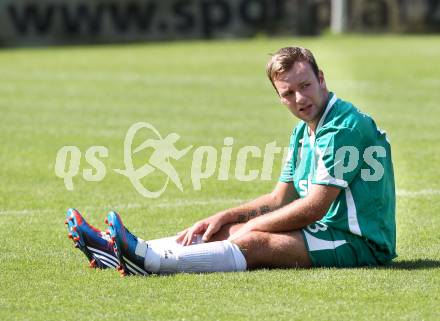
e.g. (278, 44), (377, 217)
(140, 235), (204, 272)
(144, 240), (247, 274)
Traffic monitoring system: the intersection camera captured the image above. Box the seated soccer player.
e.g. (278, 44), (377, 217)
(66, 47), (396, 276)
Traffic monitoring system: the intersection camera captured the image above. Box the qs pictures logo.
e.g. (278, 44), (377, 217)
(55, 122), (289, 198)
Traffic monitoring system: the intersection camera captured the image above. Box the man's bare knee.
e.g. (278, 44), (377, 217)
(209, 223), (244, 242)
(232, 231), (270, 268)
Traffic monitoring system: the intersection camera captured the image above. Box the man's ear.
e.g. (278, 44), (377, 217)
(318, 70), (326, 89)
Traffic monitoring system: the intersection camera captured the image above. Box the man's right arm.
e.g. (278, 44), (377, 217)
(176, 181), (298, 245)
(220, 181), (298, 224)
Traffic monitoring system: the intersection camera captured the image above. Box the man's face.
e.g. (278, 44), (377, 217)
(273, 61), (328, 129)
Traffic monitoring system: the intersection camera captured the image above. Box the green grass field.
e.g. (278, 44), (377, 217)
(1, 35), (439, 320)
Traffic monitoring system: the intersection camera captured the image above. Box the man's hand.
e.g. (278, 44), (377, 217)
(176, 213), (226, 246)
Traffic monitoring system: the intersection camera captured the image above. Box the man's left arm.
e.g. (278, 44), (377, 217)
(228, 184), (340, 240)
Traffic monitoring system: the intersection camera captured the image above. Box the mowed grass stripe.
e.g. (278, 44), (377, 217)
(1, 188), (440, 216)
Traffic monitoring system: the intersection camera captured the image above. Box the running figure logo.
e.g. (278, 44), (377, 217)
(115, 122), (192, 198)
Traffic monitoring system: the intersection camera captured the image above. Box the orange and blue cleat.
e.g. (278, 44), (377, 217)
(66, 208), (119, 269)
(106, 211), (149, 276)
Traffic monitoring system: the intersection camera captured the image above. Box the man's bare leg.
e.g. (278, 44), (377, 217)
(233, 230), (312, 268)
(207, 223), (311, 268)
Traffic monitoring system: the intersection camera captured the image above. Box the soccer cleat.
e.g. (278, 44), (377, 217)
(106, 211), (149, 276)
(65, 208), (120, 269)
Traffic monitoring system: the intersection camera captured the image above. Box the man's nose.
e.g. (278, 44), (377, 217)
(295, 91), (306, 104)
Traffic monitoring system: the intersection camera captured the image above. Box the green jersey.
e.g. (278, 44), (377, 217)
(280, 92), (396, 263)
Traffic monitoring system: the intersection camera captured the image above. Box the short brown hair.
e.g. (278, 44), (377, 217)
(266, 47), (320, 93)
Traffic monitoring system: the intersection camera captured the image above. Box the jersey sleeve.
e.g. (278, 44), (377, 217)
(279, 129), (296, 183)
(312, 126), (365, 188)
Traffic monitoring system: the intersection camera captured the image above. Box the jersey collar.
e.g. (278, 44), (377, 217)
(316, 92), (337, 132)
